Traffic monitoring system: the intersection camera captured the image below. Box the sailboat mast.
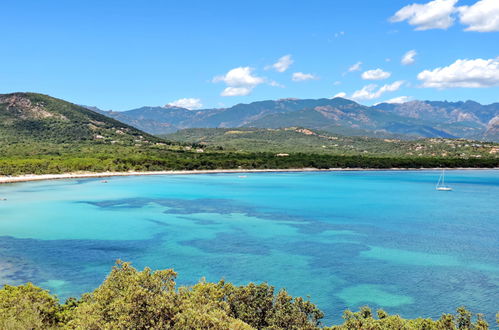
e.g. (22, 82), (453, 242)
(436, 168), (452, 191)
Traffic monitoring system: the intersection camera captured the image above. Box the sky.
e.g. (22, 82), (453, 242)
(0, 0), (498, 110)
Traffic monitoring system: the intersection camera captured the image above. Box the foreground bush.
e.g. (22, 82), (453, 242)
(0, 261), (496, 329)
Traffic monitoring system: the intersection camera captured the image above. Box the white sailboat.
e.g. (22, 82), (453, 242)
(436, 169), (452, 191)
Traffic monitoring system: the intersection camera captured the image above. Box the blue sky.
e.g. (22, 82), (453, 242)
(0, 0), (498, 110)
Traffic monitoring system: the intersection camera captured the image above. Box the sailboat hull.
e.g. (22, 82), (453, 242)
(436, 169), (452, 191)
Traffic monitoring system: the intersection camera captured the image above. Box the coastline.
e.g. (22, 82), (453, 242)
(0, 167), (497, 184)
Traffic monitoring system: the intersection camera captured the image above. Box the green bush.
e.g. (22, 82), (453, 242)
(0, 261), (496, 329)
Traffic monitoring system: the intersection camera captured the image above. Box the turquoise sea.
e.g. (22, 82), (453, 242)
(0, 170), (498, 324)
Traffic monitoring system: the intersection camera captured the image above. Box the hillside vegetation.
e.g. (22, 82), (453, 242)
(0, 261), (495, 329)
(0, 93), (160, 145)
(164, 127), (499, 158)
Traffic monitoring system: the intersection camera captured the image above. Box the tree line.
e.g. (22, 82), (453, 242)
(1, 144), (497, 176)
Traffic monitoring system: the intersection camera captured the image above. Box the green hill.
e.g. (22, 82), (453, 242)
(0, 92), (160, 145)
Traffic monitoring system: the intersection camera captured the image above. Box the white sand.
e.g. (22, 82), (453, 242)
(0, 167), (497, 184)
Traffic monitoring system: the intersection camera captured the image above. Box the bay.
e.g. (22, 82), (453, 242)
(0, 170), (498, 324)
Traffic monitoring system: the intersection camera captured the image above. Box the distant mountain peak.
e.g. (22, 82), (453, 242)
(328, 97), (360, 106)
(162, 104), (189, 110)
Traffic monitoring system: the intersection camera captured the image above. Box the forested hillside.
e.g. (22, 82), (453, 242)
(0, 93), (160, 145)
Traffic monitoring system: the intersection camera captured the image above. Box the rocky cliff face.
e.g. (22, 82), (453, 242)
(0, 94), (67, 121)
(380, 100), (494, 126)
(485, 116), (499, 141)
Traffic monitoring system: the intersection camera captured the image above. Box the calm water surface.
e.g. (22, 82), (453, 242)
(0, 170), (498, 324)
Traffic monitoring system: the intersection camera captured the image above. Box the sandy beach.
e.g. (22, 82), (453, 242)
(0, 167), (497, 184)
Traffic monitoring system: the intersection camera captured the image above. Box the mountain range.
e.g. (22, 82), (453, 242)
(1, 92), (497, 178)
(93, 98), (499, 142)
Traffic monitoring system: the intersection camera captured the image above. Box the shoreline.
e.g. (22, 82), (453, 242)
(0, 167), (497, 184)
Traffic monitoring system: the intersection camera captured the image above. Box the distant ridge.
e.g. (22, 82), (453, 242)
(94, 97), (499, 141)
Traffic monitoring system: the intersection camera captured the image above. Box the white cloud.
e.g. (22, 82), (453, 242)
(213, 67), (265, 96)
(361, 68), (391, 80)
(417, 57), (499, 88)
(351, 81), (405, 100)
(220, 87), (253, 97)
(391, 0), (458, 30)
(392, 0), (499, 32)
(458, 0), (499, 32)
(348, 61), (362, 72)
(402, 50), (417, 65)
(292, 72), (318, 82)
(213, 67), (264, 87)
(167, 98), (203, 110)
(266, 54), (293, 72)
(334, 31), (345, 38)
(333, 92), (347, 98)
(381, 96), (412, 104)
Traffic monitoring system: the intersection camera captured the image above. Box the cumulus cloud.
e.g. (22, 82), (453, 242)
(361, 68), (391, 80)
(167, 98), (203, 110)
(458, 0), (499, 32)
(390, 0), (458, 30)
(351, 81), (405, 100)
(348, 61), (362, 72)
(391, 0), (499, 32)
(333, 92), (347, 98)
(402, 50), (417, 65)
(213, 67), (265, 96)
(292, 72), (318, 82)
(417, 57), (499, 88)
(266, 54), (293, 72)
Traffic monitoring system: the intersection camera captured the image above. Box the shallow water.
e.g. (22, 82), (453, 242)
(0, 170), (498, 324)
